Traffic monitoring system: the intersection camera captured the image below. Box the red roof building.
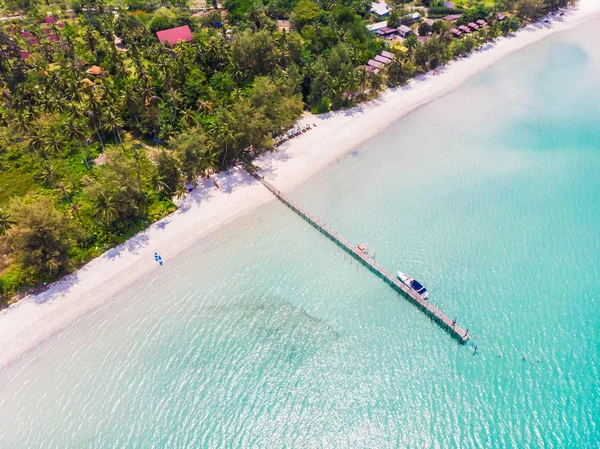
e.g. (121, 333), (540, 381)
(156, 25), (193, 46)
(45, 16), (56, 24)
(21, 51), (31, 60)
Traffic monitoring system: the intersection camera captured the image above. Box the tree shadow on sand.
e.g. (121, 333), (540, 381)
(25, 273), (81, 305)
(175, 166), (259, 211)
(106, 232), (150, 260)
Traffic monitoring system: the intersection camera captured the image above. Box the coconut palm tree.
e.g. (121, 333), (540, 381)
(101, 107), (125, 145)
(0, 208), (11, 235)
(70, 201), (87, 231)
(179, 108), (198, 129)
(121, 80), (142, 127)
(62, 114), (91, 168)
(210, 119), (236, 169)
(39, 162), (58, 185)
(87, 110), (104, 149)
(197, 99), (214, 115)
(93, 191), (119, 227)
(43, 126), (76, 188)
(201, 147), (220, 176)
(174, 183), (188, 200)
(27, 127), (45, 162)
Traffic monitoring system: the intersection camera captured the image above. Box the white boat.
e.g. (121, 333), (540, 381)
(397, 272), (428, 299)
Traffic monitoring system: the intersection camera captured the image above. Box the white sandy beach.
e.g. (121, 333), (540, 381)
(1, 1), (600, 370)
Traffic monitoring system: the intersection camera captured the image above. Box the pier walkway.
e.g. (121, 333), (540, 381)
(252, 173), (469, 344)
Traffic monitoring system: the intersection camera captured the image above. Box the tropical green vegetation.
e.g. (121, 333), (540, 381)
(0, 0), (579, 304)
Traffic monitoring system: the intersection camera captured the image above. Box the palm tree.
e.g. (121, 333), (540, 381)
(167, 88), (182, 114)
(146, 95), (162, 136)
(121, 80), (142, 127)
(43, 126), (76, 188)
(101, 107), (124, 145)
(158, 123), (175, 141)
(57, 181), (72, 200)
(85, 26), (98, 55)
(201, 148), (220, 176)
(130, 146), (143, 192)
(62, 114), (91, 168)
(179, 108), (198, 128)
(87, 110), (104, 149)
(210, 120), (236, 169)
(27, 127), (45, 162)
(93, 191), (119, 226)
(174, 183), (188, 200)
(39, 162), (58, 185)
(70, 201), (87, 230)
(197, 99), (214, 115)
(0, 208), (11, 235)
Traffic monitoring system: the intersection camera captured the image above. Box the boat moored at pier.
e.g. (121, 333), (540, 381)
(397, 272), (429, 299)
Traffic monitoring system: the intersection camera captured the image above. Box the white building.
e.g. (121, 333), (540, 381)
(401, 12), (421, 24)
(366, 21), (388, 32)
(371, 1), (390, 18)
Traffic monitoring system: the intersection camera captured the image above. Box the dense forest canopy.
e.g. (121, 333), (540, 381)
(0, 0), (578, 302)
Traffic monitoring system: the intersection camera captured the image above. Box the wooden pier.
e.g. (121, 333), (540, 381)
(252, 173), (469, 345)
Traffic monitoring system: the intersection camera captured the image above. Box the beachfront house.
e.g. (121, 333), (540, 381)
(156, 25), (193, 46)
(397, 25), (413, 38)
(495, 12), (507, 21)
(467, 22), (479, 31)
(376, 27), (397, 38)
(367, 59), (385, 70)
(401, 12), (421, 25)
(367, 21), (388, 33)
(371, 1), (390, 18)
(458, 25), (471, 34)
(374, 54), (392, 65)
(380, 50), (394, 60)
(444, 14), (462, 23)
(450, 28), (462, 38)
(361, 65), (380, 76)
(476, 19), (487, 27)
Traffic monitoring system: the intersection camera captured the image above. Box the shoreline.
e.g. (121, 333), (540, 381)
(1, 2), (599, 371)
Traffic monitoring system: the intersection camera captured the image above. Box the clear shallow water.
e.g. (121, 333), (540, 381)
(1, 21), (600, 449)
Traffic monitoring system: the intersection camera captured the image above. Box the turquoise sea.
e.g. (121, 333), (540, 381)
(1, 20), (599, 449)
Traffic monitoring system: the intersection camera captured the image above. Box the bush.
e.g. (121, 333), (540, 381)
(126, 0), (159, 12)
(149, 7), (177, 33)
(70, 0), (82, 14)
(428, 6), (462, 18)
(313, 97), (331, 114)
(0, 265), (35, 299)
